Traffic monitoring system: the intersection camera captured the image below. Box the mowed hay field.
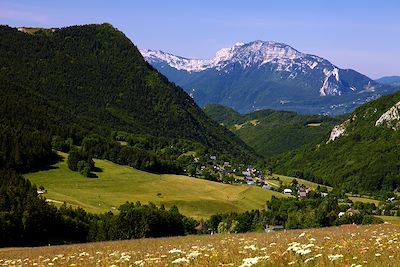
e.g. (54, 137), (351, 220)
(1, 224), (400, 266)
(270, 174), (333, 191)
(24, 153), (285, 219)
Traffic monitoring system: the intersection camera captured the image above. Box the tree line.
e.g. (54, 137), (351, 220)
(0, 170), (196, 247)
(207, 192), (383, 234)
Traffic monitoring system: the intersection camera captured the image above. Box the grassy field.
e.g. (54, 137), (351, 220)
(307, 123), (322, 127)
(1, 223), (400, 266)
(24, 153), (285, 219)
(265, 174), (333, 191)
(348, 196), (381, 206)
(271, 175), (383, 206)
(377, 216), (400, 224)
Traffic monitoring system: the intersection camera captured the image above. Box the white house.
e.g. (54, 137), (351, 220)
(387, 197), (396, 202)
(37, 190), (46, 195)
(283, 188), (292, 195)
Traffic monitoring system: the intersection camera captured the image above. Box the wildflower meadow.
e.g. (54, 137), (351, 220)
(1, 223), (400, 266)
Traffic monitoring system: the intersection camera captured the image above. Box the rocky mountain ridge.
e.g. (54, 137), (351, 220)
(141, 41), (394, 115)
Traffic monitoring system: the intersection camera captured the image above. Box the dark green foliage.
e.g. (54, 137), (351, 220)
(204, 104), (338, 158)
(67, 148), (94, 176)
(0, 24), (256, 168)
(86, 202), (194, 241)
(208, 210), (267, 233)
(52, 136), (73, 152)
(271, 90), (400, 193)
(117, 202), (184, 239)
(361, 215), (384, 225)
(77, 161), (91, 177)
(0, 171), (90, 246)
(67, 149), (81, 171)
(208, 194), (383, 232)
(0, 81), (57, 171)
(81, 134), (181, 173)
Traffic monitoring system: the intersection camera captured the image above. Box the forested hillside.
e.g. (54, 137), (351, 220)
(271, 90), (400, 193)
(0, 24), (256, 172)
(204, 104), (338, 158)
(0, 24), (257, 247)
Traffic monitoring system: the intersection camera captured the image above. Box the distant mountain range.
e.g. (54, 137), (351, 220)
(141, 41), (397, 115)
(376, 76), (400, 86)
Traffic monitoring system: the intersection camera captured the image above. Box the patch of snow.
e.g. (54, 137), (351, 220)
(139, 49), (212, 72)
(308, 61), (318, 69)
(140, 41), (329, 74)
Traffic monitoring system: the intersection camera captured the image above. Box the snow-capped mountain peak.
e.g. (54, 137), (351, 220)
(139, 49), (210, 72)
(141, 40), (348, 97)
(140, 40), (383, 115)
(140, 40), (310, 73)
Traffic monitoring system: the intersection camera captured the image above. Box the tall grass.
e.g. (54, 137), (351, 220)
(1, 224), (399, 266)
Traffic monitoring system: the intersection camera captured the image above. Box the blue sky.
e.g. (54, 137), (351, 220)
(0, 0), (399, 78)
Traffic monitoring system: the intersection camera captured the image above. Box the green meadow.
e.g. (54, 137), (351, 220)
(25, 152), (286, 219)
(265, 173), (333, 191)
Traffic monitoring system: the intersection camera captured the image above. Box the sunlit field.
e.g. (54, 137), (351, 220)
(25, 153), (285, 219)
(1, 224), (400, 266)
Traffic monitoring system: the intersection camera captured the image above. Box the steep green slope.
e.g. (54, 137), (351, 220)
(271, 90), (400, 193)
(0, 24), (256, 171)
(204, 104), (338, 158)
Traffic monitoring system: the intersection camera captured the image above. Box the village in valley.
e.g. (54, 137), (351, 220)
(189, 154), (400, 228)
(190, 154), (320, 199)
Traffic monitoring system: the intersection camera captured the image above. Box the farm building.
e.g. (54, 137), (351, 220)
(283, 188), (292, 195)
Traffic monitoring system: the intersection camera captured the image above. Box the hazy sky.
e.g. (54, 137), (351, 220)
(1, 0), (399, 78)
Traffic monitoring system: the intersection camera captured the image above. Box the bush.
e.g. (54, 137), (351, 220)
(77, 160), (91, 177)
(67, 148), (94, 176)
(362, 215), (384, 225)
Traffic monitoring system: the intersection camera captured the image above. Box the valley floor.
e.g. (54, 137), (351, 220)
(1, 224), (399, 266)
(24, 152), (284, 219)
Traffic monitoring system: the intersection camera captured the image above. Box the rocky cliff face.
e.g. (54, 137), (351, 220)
(375, 101), (400, 130)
